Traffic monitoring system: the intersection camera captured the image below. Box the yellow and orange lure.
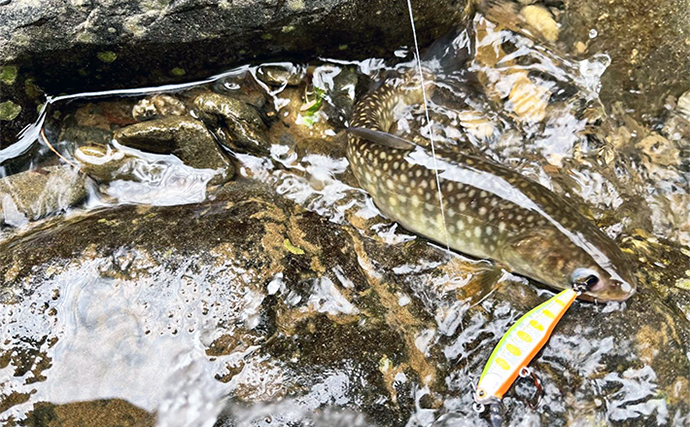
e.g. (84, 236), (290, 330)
(474, 288), (578, 410)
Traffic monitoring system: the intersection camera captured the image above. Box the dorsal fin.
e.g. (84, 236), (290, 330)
(346, 127), (419, 150)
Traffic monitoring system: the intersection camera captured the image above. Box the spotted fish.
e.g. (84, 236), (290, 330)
(346, 82), (636, 301)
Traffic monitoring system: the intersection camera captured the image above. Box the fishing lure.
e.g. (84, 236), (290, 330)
(474, 288), (579, 416)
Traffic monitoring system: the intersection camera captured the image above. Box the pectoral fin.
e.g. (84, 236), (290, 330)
(465, 265), (506, 305)
(346, 127), (419, 150)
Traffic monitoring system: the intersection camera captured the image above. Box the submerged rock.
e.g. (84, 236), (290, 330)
(24, 399), (155, 427)
(561, 0), (690, 122)
(193, 92), (270, 156)
(114, 116), (234, 184)
(0, 165), (86, 227)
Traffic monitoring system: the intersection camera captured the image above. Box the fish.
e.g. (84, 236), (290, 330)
(346, 81), (636, 302)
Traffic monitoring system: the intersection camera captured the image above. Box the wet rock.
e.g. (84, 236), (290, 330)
(561, 0), (690, 122)
(0, 63), (46, 152)
(114, 116), (233, 184)
(57, 119), (113, 154)
(193, 92), (269, 155)
(0, 180), (688, 426)
(314, 65), (359, 127)
(131, 94), (187, 121)
(520, 4), (559, 42)
(636, 133), (680, 168)
(73, 145), (139, 183)
(24, 399), (155, 427)
(268, 86), (339, 150)
(256, 64), (305, 88)
(0, 165), (86, 227)
(507, 73), (551, 123)
(0, 0), (467, 149)
(677, 90), (690, 121)
(0, 181), (434, 425)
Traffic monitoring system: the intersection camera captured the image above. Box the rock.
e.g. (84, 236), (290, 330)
(0, 165), (86, 227)
(1, 181), (689, 426)
(113, 116), (234, 184)
(24, 399), (155, 427)
(677, 90), (690, 122)
(73, 145), (139, 183)
(255, 64), (306, 87)
(507, 73), (550, 123)
(193, 92), (269, 155)
(0, 181), (435, 425)
(0, 0), (466, 149)
(520, 4), (559, 42)
(131, 94), (187, 121)
(561, 0), (690, 122)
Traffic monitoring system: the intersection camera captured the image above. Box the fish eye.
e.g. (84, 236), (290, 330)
(584, 275), (599, 287)
(571, 268), (600, 291)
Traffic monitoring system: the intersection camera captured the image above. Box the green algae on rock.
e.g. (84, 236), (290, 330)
(0, 100), (21, 121)
(0, 65), (18, 85)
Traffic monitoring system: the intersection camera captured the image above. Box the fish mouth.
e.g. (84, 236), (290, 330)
(579, 280), (636, 302)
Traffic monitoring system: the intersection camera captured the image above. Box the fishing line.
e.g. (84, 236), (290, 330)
(405, 0), (451, 255)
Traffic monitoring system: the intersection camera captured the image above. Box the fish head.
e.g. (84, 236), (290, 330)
(566, 262), (636, 302)
(502, 225), (636, 302)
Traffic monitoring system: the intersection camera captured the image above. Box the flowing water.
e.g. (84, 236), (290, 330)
(1, 3), (690, 427)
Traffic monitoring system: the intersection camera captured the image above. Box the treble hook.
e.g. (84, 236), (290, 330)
(519, 366), (543, 409)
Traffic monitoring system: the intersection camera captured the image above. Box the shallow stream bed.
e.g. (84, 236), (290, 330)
(1, 2), (690, 426)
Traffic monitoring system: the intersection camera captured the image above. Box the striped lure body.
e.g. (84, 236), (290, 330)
(474, 288), (577, 405)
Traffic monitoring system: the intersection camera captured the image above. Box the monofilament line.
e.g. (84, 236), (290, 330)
(405, 0), (451, 255)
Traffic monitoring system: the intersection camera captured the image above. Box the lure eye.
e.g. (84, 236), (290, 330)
(477, 389), (485, 397)
(570, 268), (600, 292)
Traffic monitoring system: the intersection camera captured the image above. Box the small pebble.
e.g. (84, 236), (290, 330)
(575, 41), (587, 53)
(521, 5), (559, 42)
